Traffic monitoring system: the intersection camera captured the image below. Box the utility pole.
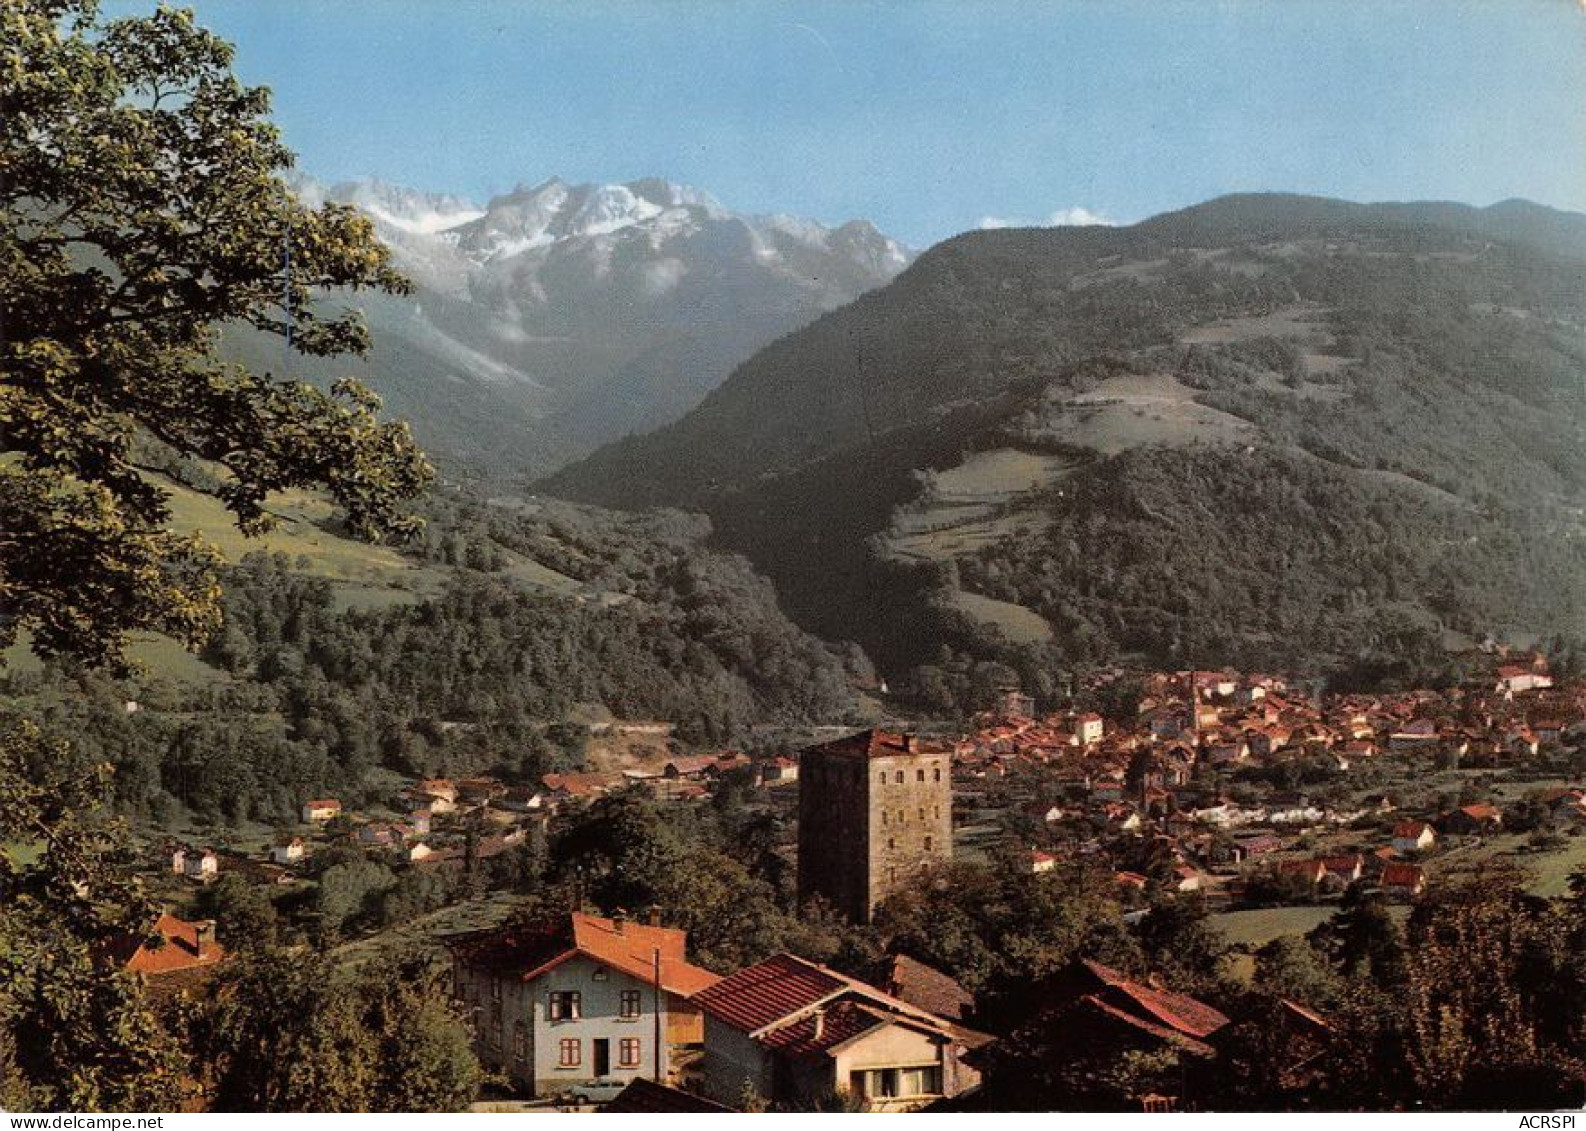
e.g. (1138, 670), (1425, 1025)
(652, 946), (664, 1082)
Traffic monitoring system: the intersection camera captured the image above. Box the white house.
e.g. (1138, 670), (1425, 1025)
(301, 798), (341, 823)
(1391, 821), (1436, 854)
(449, 911), (719, 1099)
(693, 953), (990, 1111)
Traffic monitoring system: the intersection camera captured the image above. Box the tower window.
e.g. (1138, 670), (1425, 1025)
(917, 769), (925, 782)
(888, 837), (896, 850)
(878, 771), (886, 785)
(934, 767), (942, 782)
(918, 807), (925, 820)
(895, 770), (904, 784)
(925, 836), (933, 851)
(881, 810), (888, 825)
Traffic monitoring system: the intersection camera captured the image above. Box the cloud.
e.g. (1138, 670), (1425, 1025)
(1047, 206), (1112, 227)
(978, 207), (1112, 231)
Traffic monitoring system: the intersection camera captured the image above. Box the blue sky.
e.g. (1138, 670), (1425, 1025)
(114, 0), (1586, 246)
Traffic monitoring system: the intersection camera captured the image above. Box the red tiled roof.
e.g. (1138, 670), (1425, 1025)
(804, 728), (948, 760)
(757, 999), (889, 1055)
(109, 913), (226, 976)
(886, 955), (974, 1022)
(692, 953), (846, 1033)
(449, 912), (719, 997)
(693, 953), (991, 1052)
(1079, 960), (1230, 1040)
(1078, 994), (1217, 1058)
(1381, 862), (1425, 888)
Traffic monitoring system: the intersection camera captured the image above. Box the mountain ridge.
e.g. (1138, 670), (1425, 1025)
(248, 173), (913, 482)
(541, 193), (1586, 691)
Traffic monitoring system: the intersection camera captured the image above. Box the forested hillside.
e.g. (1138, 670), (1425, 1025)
(546, 194), (1586, 696)
(0, 489), (862, 828)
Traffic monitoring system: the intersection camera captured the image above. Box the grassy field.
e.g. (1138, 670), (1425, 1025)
(2, 630), (230, 686)
(942, 590), (1053, 645)
(161, 475), (425, 585)
(1211, 905), (1338, 948)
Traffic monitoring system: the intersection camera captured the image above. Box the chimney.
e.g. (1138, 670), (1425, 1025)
(647, 905), (662, 928)
(811, 1008), (825, 1042)
(613, 910), (627, 934)
(904, 734), (918, 752)
(194, 919), (216, 958)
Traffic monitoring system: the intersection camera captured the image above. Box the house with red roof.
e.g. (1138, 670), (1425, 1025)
(991, 959), (1230, 1108)
(1442, 802), (1503, 836)
(1380, 862), (1426, 899)
(1275, 858), (1328, 887)
(301, 798), (341, 823)
(1391, 820), (1436, 854)
(105, 912), (226, 999)
(693, 953), (990, 1111)
(447, 910), (720, 1098)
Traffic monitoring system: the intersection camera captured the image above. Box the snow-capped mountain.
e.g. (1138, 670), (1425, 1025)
(250, 175), (911, 479)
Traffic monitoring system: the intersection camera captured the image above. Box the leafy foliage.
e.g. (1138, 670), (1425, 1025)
(2, 0), (431, 670)
(0, 716), (189, 1110)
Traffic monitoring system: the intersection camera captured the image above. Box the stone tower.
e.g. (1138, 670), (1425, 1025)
(797, 728), (952, 923)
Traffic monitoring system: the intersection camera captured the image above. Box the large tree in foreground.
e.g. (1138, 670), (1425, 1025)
(1, 0), (432, 671)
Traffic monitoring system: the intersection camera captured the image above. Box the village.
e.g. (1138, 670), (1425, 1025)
(125, 648), (1586, 1111)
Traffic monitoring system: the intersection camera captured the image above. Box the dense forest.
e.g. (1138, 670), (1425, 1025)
(960, 444), (1586, 675)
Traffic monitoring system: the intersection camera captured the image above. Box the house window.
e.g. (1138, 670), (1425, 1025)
(620, 989), (642, 1019)
(899, 1065), (942, 1096)
(917, 769), (925, 782)
(592, 968), (609, 982)
(548, 991), (581, 1021)
(852, 1065), (941, 1099)
(512, 1021), (528, 1064)
(618, 1038), (642, 1068)
(558, 1038), (581, 1068)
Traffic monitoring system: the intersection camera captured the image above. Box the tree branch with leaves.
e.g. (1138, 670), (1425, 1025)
(2, 0), (432, 671)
